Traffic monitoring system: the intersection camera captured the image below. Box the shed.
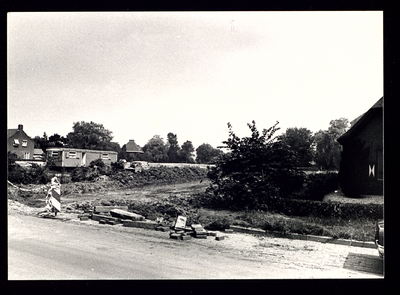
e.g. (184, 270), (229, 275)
(337, 97), (383, 196)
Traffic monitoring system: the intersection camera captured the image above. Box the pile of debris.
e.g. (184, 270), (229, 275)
(78, 206), (229, 241)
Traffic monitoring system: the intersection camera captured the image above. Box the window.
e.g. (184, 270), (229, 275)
(24, 152), (30, 159)
(22, 140), (28, 147)
(51, 151), (59, 157)
(67, 151), (77, 158)
(102, 153), (109, 160)
(13, 139), (19, 146)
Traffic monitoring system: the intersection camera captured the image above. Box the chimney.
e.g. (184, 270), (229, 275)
(18, 124), (23, 131)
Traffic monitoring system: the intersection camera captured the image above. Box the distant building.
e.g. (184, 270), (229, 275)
(7, 124), (35, 159)
(125, 140), (144, 154)
(33, 148), (45, 160)
(337, 97), (383, 195)
(46, 147), (118, 168)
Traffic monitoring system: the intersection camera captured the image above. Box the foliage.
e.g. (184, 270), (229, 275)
(257, 197), (383, 220)
(179, 140), (195, 163)
(7, 152), (51, 184)
(313, 117), (349, 170)
(339, 138), (370, 198)
(167, 132), (180, 163)
(279, 127), (314, 167)
(33, 132), (68, 151)
(66, 121), (120, 152)
(141, 135), (169, 163)
(207, 121), (304, 209)
(195, 143), (223, 164)
(291, 172), (339, 201)
(71, 159), (111, 182)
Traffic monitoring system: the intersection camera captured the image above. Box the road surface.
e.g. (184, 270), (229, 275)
(8, 212), (383, 279)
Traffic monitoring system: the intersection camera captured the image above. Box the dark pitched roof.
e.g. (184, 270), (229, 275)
(337, 97), (383, 144)
(7, 129), (19, 139)
(126, 140), (143, 153)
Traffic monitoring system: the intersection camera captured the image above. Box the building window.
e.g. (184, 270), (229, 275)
(24, 152), (30, 159)
(102, 153), (109, 160)
(67, 151), (77, 158)
(13, 139), (19, 147)
(51, 151), (59, 157)
(22, 140), (28, 147)
(377, 150), (383, 180)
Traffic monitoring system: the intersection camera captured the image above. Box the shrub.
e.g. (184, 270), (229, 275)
(292, 172), (339, 201)
(258, 197), (383, 220)
(7, 153), (51, 185)
(207, 121), (305, 209)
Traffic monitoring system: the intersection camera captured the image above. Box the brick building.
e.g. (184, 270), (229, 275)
(7, 124), (35, 159)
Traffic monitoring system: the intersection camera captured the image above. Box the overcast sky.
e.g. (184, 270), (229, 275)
(7, 11), (383, 150)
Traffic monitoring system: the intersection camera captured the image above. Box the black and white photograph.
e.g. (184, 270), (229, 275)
(7, 11), (383, 280)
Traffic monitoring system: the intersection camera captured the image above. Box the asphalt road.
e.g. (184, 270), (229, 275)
(8, 212), (384, 280)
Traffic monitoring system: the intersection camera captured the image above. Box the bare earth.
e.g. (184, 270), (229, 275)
(8, 188), (383, 279)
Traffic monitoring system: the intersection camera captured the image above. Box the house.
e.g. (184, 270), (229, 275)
(46, 147), (118, 168)
(125, 140), (143, 154)
(33, 148), (45, 160)
(337, 97), (383, 195)
(7, 124), (35, 159)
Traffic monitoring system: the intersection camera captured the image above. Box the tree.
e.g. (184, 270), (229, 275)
(196, 143), (223, 164)
(207, 121), (304, 209)
(142, 135), (169, 162)
(33, 132), (49, 150)
(48, 133), (69, 147)
(279, 127), (314, 167)
(167, 132), (180, 163)
(314, 118), (349, 170)
(66, 121), (119, 151)
(179, 140), (195, 163)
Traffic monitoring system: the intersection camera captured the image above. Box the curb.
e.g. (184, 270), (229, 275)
(229, 225), (376, 249)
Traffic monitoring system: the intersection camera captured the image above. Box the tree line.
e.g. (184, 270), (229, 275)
(32, 118), (349, 168)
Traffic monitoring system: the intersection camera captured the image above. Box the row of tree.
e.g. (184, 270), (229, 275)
(32, 118), (349, 168)
(32, 121), (223, 164)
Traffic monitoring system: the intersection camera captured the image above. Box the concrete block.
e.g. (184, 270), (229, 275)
(99, 219), (107, 224)
(122, 220), (159, 230)
(216, 236), (225, 241)
(80, 216), (89, 221)
(92, 214), (121, 223)
(181, 235), (192, 240)
(170, 233), (181, 239)
(194, 235), (207, 239)
(94, 205), (129, 213)
(224, 229), (234, 233)
(230, 225), (265, 235)
(110, 209), (145, 221)
(207, 232), (217, 236)
(306, 235), (332, 243)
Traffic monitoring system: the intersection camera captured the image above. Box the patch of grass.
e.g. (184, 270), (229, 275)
(196, 209), (376, 242)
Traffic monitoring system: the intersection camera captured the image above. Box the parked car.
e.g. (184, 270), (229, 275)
(375, 219), (384, 258)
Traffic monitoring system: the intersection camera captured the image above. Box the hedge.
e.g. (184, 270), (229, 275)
(259, 197), (383, 220)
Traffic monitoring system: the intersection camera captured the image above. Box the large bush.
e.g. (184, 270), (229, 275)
(71, 159), (111, 182)
(292, 172), (339, 201)
(7, 152), (50, 185)
(207, 121), (305, 209)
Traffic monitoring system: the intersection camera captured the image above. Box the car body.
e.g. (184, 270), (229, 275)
(375, 219), (384, 258)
